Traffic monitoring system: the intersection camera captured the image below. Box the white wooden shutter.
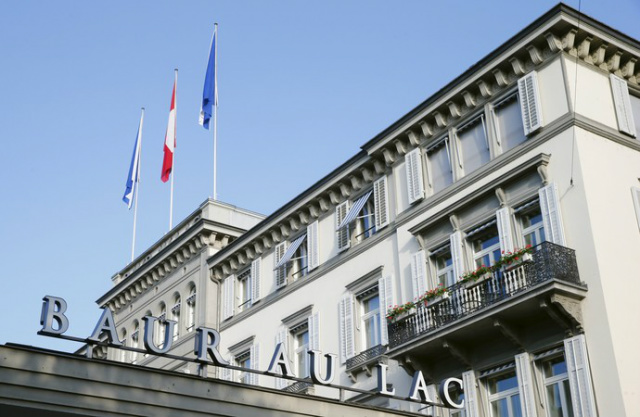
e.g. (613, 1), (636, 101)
(308, 312), (320, 350)
(251, 258), (261, 303)
(411, 250), (428, 300)
(462, 370), (480, 417)
(339, 294), (355, 363)
(631, 187), (640, 231)
(307, 220), (320, 271)
(275, 327), (289, 388)
(336, 201), (351, 251)
(450, 231), (466, 280)
(222, 275), (235, 320)
(539, 183), (566, 246)
(515, 353), (537, 417)
(496, 207), (515, 254)
(249, 343), (260, 385)
(610, 74), (637, 137)
(374, 176), (390, 229)
(378, 275), (394, 346)
(518, 72), (544, 135)
(564, 335), (597, 417)
(274, 242), (288, 288)
(405, 148), (425, 204)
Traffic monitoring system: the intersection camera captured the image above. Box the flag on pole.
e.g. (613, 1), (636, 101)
(199, 24), (217, 129)
(123, 111), (144, 208)
(162, 76), (177, 182)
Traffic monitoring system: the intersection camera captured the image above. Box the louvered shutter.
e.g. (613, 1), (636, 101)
(249, 343), (260, 385)
(308, 312), (320, 350)
(539, 183), (566, 246)
(251, 258), (261, 303)
(462, 370), (480, 417)
(336, 201), (351, 251)
(496, 207), (515, 254)
(274, 242), (288, 288)
(307, 220), (320, 271)
(405, 148), (425, 204)
(411, 250), (428, 300)
(275, 327), (289, 388)
(378, 275), (394, 346)
(564, 335), (597, 417)
(631, 187), (640, 230)
(515, 353), (537, 417)
(450, 231), (466, 280)
(339, 294), (355, 363)
(518, 72), (544, 135)
(374, 176), (390, 229)
(222, 275), (235, 320)
(610, 74), (637, 137)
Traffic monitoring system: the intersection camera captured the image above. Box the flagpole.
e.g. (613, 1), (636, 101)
(131, 107), (144, 261)
(169, 69), (177, 230)
(213, 23), (218, 201)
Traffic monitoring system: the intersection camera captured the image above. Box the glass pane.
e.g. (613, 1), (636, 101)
(543, 356), (568, 378)
(496, 98), (526, 151)
(429, 144), (454, 192)
(546, 384), (563, 417)
(459, 117), (490, 174)
(630, 94), (640, 138)
(491, 398), (509, 417)
(489, 372), (518, 393)
(364, 295), (380, 313)
(562, 379), (574, 417)
(511, 394), (523, 417)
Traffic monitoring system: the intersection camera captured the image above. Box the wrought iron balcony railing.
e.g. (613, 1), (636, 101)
(345, 344), (388, 371)
(388, 241), (582, 349)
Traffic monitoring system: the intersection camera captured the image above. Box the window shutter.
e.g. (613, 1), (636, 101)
(515, 353), (537, 417)
(564, 335), (597, 417)
(378, 275), (394, 346)
(405, 148), (425, 204)
(222, 275), (235, 320)
(450, 231), (466, 280)
(274, 242), (288, 288)
(250, 343), (260, 385)
(610, 74), (637, 137)
(518, 72), (544, 135)
(307, 220), (320, 271)
(308, 312), (320, 351)
(251, 258), (261, 303)
(539, 183), (566, 246)
(336, 201), (351, 251)
(496, 207), (515, 254)
(339, 294), (355, 363)
(411, 250), (428, 300)
(275, 327), (289, 389)
(631, 187), (640, 231)
(462, 370), (480, 417)
(373, 176), (390, 229)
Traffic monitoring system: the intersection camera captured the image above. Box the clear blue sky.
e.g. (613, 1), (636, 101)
(1, 1), (638, 352)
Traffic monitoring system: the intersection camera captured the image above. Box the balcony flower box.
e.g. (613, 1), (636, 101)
(462, 272), (492, 290)
(425, 292), (450, 306)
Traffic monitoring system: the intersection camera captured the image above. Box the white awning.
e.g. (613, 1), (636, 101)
(274, 234), (307, 269)
(336, 191), (373, 231)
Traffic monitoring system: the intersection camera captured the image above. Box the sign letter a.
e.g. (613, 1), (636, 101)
(88, 308), (122, 346)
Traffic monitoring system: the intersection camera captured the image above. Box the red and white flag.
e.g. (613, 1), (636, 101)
(161, 74), (177, 183)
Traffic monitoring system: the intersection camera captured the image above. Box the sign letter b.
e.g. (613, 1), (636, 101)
(40, 295), (69, 335)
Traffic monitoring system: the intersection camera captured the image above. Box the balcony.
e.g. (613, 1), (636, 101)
(387, 242), (587, 371)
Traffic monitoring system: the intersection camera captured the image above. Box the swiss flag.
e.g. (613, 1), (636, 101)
(161, 76), (176, 183)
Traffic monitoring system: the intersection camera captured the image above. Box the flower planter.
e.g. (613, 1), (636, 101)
(463, 273), (492, 290)
(425, 292), (450, 307)
(388, 309), (415, 322)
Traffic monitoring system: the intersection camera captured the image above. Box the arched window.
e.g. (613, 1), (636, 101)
(131, 320), (139, 364)
(171, 293), (181, 340)
(187, 285), (196, 332)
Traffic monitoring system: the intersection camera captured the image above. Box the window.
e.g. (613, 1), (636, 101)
(457, 115), (490, 175)
(225, 259), (262, 318)
(487, 370), (522, 417)
(427, 137), (454, 193)
(186, 286), (196, 332)
(291, 322), (310, 379)
(359, 288), (381, 350)
(120, 329), (127, 363)
(237, 268), (252, 312)
(131, 321), (139, 364)
(494, 94), (526, 152)
(171, 295), (181, 340)
(469, 222), (501, 269)
(434, 248), (456, 288)
(274, 221), (318, 287)
(336, 177), (389, 251)
(236, 350), (252, 384)
(540, 355), (574, 417)
(226, 339), (260, 385)
(157, 303), (167, 348)
(515, 202), (546, 247)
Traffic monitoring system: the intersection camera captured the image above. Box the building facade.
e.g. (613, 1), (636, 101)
(98, 4), (640, 417)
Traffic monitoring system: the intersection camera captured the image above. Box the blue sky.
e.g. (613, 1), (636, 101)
(1, 1), (639, 352)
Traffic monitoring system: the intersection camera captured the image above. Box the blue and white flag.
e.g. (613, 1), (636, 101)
(199, 24), (217, 129)
(123, 110), (144, 209)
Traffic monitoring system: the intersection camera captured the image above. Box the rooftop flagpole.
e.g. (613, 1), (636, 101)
(170, 69), (177, 229)
(200, 23), (218, 200)
(131, 108), (144, 261)
(162, 69), (178, 230)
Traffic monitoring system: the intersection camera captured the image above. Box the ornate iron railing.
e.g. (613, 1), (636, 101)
(388, 242), (581, 349)
(346, 344), (388, 371)
(282, 380), (313, 393)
